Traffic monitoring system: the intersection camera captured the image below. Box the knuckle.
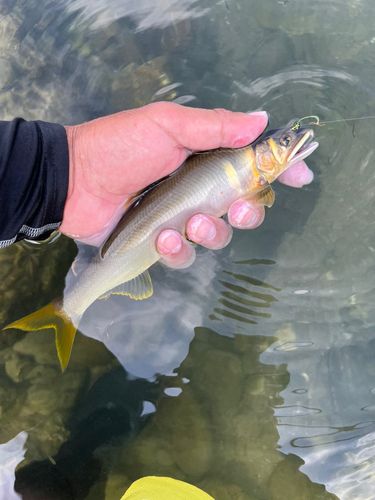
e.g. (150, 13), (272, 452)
(147, 101), (176, 114)
(213, 108), (231, 143)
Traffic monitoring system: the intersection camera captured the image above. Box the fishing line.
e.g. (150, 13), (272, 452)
(319, 115), (375, 124)
(292, 115), (375, 129)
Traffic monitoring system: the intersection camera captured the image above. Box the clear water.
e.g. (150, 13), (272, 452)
(1, 0), (375, 498)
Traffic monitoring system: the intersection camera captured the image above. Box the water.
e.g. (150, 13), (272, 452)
(1, 0), (375, 498)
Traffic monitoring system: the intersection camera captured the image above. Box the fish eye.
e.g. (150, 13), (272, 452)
(280, 136), (291, 147)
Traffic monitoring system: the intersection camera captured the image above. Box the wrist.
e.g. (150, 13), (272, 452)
(64, 124), (81, 201)
(61, 123), (89, 239)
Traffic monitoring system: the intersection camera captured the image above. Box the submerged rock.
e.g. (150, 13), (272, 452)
(268, 456), (338, 500)
(0, 236), (121, 466)
(198, 478), (251, 500)
(12, 329), (115, 370)
(111, 327), (336, 500)
(13, 366), (157, 499)
(110, 57), (173, 111)
(158, 386), (212, 476)
(104, 474), (132, 500)
(121, 384), (212, 479)
(190, 347), (243, 414)
(0, 329), (120, 464)
(0, 363), (85, 463)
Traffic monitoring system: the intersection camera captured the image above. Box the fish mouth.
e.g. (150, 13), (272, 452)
(289, 130), (319, 165)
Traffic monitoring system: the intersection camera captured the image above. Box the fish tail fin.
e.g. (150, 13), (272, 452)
(4, 299), (77, 373)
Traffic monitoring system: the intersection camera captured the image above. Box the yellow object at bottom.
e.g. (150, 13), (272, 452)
(121, 476), (215, 500)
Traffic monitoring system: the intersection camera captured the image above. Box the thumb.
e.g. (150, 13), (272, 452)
(146, 102), (268, 151)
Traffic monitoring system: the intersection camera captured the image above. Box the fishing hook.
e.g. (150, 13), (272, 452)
(291, 115), (324, 130)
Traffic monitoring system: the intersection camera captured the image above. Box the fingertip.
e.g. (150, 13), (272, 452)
(228, 201), (265, 229)
(160, 239), (196, 269)
(231, 111), (268, 148)
(187, 215), (216, 242)
(157, 230), (182, 255)
(278, 161), (314, 187)
(187, 214), (233, 249)
(247, 110), (268, 121)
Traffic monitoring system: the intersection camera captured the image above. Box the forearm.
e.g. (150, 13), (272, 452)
(0, 118), (69, 247)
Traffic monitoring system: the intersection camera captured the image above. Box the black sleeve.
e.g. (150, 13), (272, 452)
(0, 118), (69, 248)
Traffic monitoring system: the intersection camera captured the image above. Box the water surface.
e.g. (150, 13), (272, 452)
(1, 0), (375, 499)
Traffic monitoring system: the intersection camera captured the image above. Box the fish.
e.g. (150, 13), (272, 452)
(4, 120), (319, 372)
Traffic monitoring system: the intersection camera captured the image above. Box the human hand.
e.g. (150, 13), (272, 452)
(61, 102), (313, 268)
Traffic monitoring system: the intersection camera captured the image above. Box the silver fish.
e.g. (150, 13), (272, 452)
(5, 121), (319, 371)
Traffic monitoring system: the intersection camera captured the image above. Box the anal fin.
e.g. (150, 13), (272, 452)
(99, 270), (153, 301)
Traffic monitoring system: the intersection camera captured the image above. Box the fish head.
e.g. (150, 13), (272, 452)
(253, 120), (319, 182)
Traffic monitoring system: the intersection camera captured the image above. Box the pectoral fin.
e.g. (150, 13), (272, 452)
(250, 185), (275, 208)
(99, 270), (153, 301)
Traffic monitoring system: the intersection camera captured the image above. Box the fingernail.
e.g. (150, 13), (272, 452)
(190, 215), (216, 241)
(158, 230), (181, 254)
(232, 204), (257, 226)
(248, 110), (268, 119)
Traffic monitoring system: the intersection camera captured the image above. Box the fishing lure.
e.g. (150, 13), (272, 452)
(291, 115), (324, 130)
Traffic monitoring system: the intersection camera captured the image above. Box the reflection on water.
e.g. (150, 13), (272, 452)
(0, 431), (26, 500)
(1, 0), (375, 498)
(65, 0), (210, 32)
(211, 263), (279, 324)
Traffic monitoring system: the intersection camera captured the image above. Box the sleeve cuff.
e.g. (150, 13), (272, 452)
(0, 118), (70, 248)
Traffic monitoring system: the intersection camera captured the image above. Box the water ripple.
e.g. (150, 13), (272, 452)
(234, 66), (360, 99)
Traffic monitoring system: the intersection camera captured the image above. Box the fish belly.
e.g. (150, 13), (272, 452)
(64, 149), (255, 319)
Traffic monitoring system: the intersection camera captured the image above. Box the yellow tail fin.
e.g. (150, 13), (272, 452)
(4, 300), (76, 372)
